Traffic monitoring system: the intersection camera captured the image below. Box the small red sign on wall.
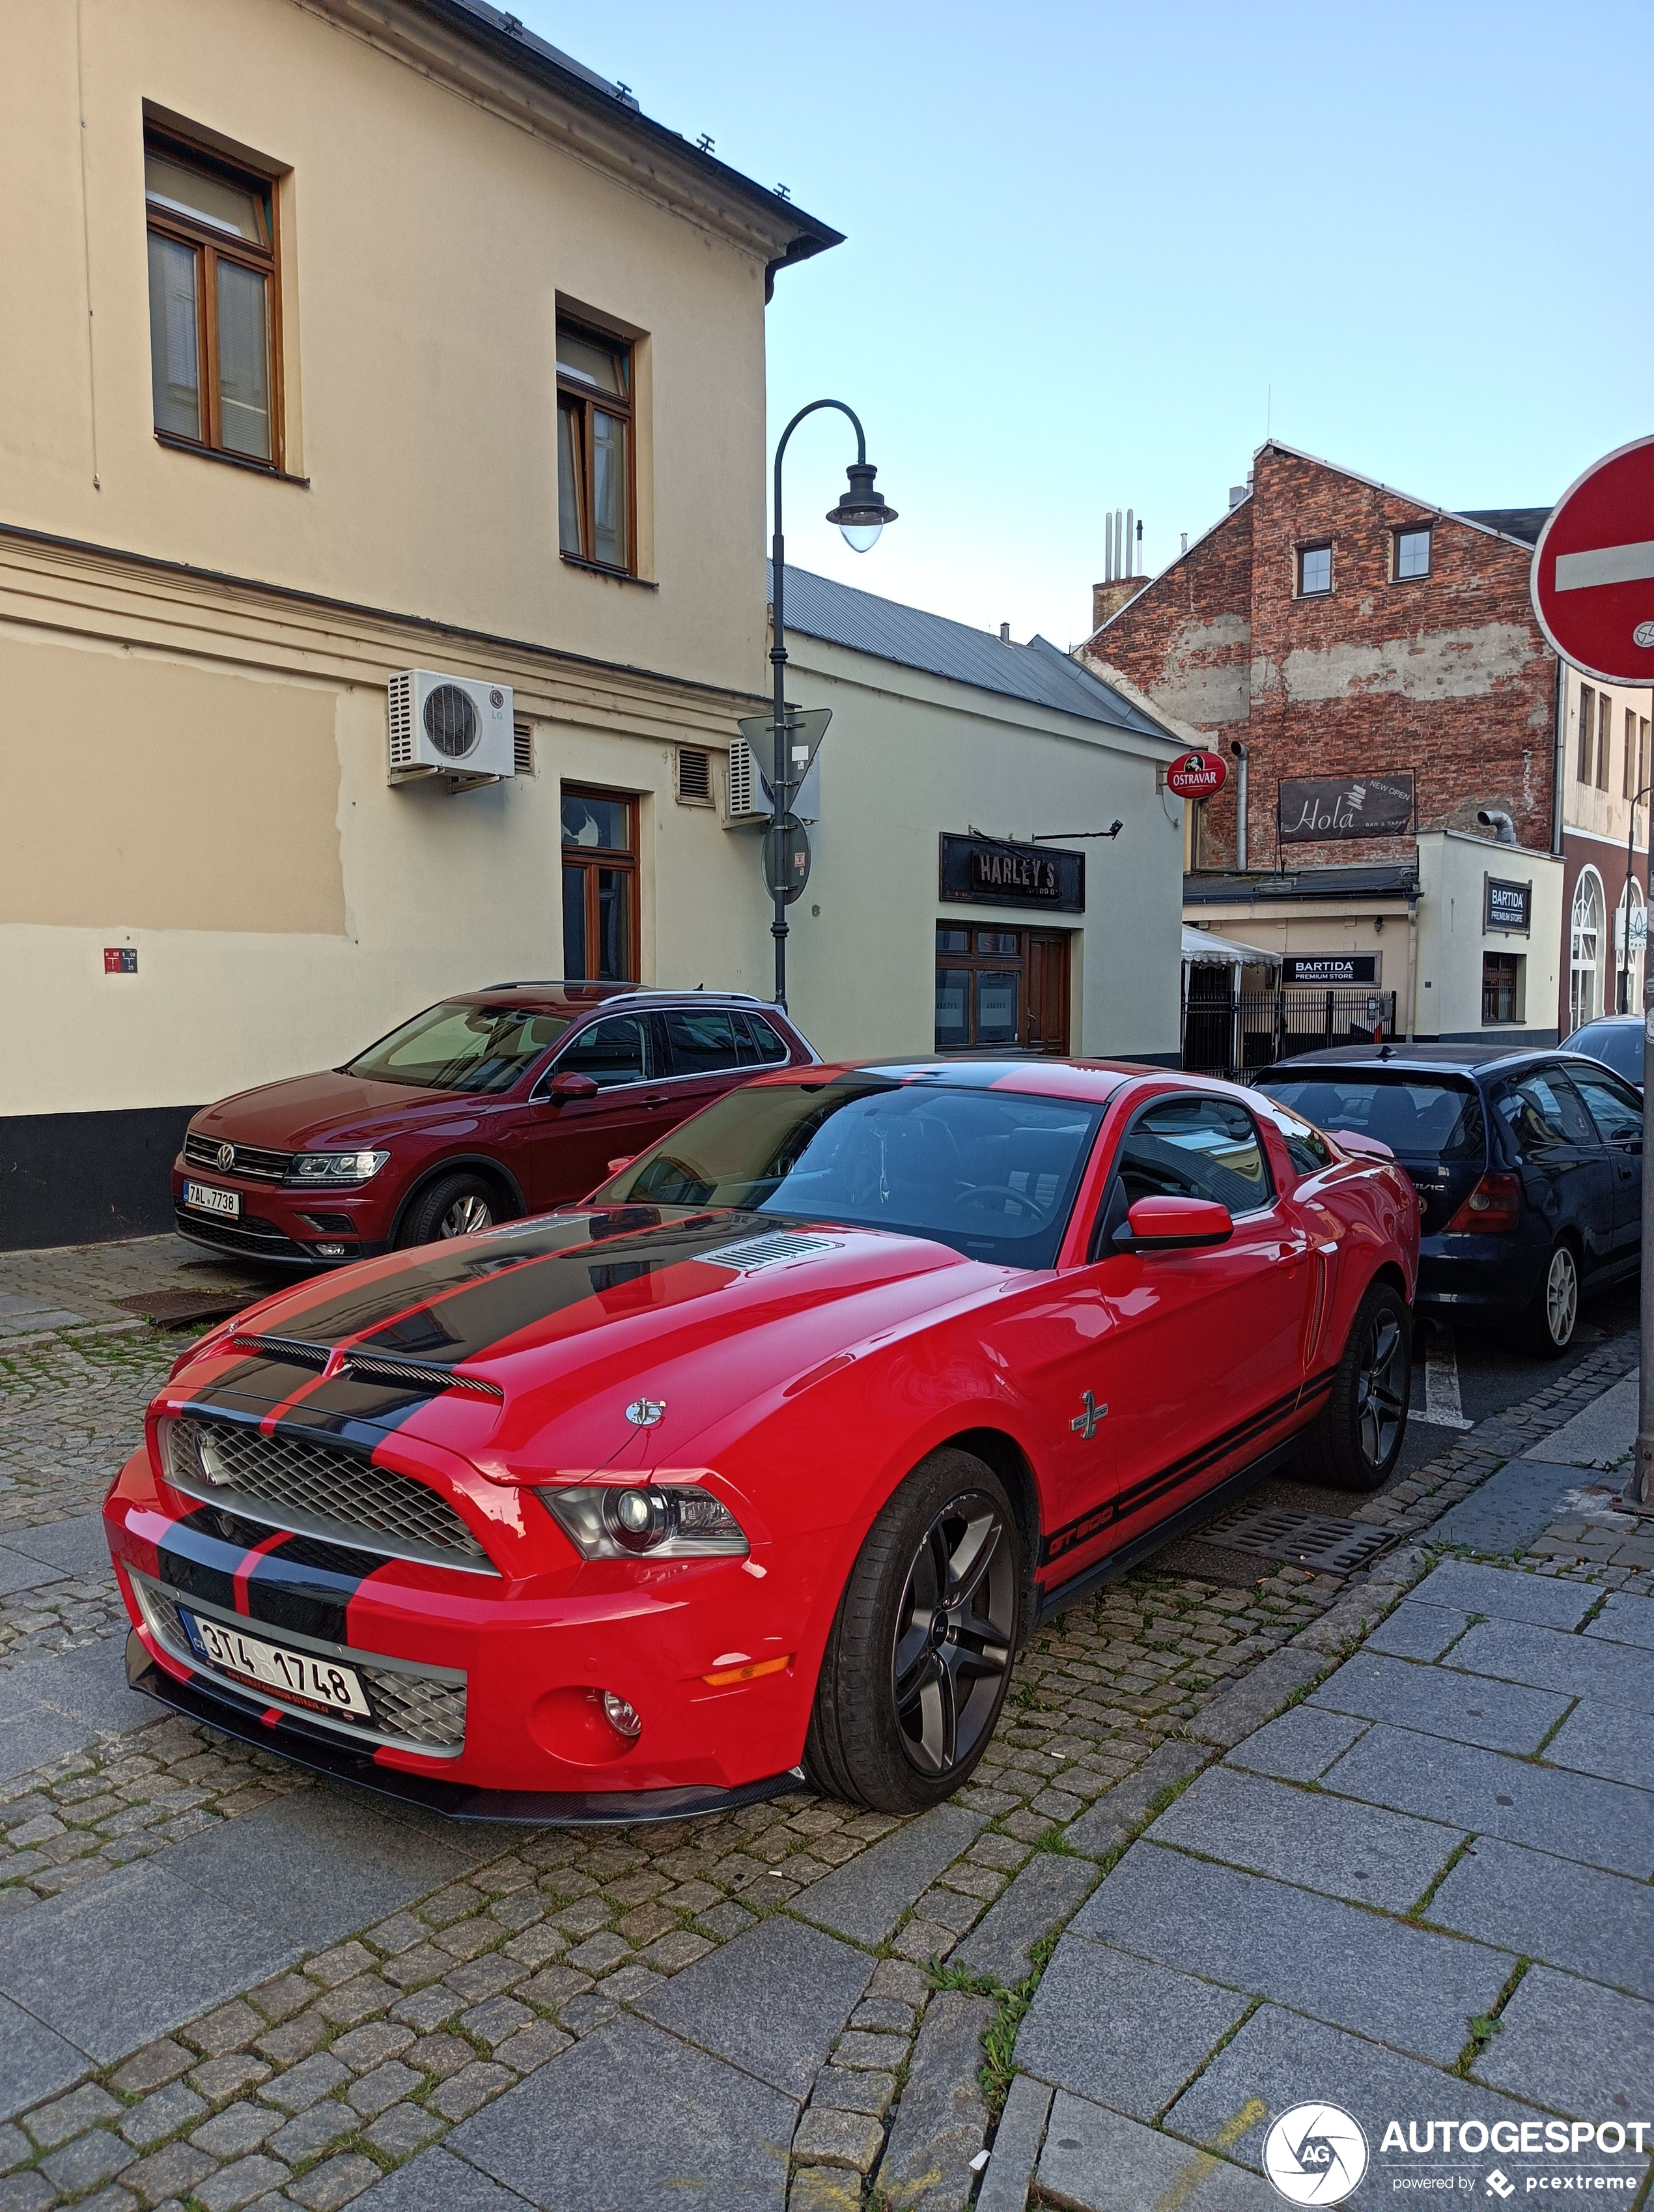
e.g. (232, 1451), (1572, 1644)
(1166, 750), (1228, 799)
(104, 948), (137, 974)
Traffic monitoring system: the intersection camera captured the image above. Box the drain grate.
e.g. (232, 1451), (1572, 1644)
(1194, 1504), (1397, 1575)
(114, 1289), (260, 1327)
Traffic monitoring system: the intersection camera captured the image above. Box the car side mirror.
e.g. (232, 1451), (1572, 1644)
(546, 1070), (600, 1103)
(606, 1156), (636, 1175)
(1112, 1195), (1234, 1255)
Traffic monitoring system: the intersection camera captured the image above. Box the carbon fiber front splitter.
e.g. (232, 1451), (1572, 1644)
(126, 1634), (806, 1825)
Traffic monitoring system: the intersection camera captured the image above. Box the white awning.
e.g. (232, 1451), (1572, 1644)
(1181, 925), (1281, 972)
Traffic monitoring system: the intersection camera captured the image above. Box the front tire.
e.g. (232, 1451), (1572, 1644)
(806, 1449), (1021, 1813)
(1523, 1238), (1580, 1358)
(1298, 1279), (1411, 1492)
(395, 1172), (501, 1249)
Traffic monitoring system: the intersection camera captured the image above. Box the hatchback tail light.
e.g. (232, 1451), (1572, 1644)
(1445, 1171), (1521, 1234)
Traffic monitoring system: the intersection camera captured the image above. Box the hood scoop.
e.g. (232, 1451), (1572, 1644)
(699, 1231), (842, 1275)
(229, 1334), (503, 1401)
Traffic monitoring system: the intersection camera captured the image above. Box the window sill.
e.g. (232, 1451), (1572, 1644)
(560, 552), (657, 590)
(155, 432), (309, 486)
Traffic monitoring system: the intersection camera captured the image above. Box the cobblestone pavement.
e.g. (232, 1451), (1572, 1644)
(0, 1237), (1647, 2212)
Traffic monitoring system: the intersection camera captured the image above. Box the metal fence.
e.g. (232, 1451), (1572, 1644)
(1181, 987), (1398, 1083)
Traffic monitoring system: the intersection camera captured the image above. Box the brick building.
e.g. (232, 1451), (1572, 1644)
(1078, 442), (1647, 1049)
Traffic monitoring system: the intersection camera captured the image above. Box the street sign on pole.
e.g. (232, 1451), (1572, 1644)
(763, 815), (811, 903)
(1532, 434), (1654, 1510)
(738, 709), (832, 813)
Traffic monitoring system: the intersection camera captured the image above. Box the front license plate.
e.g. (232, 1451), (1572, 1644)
(180, 1609), (370, 1716)
(183, 1181), (240, 1218)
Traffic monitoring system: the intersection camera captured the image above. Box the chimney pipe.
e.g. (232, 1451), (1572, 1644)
(1125, 509), (1134, 576)
(999, 622), (1011, 644)
(1231, 741), (1249, 870)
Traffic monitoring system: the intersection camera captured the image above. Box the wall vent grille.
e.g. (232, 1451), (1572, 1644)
(387, 673), (415, 770)
(513, 722), (535, 776)
(677, 747), (711, 804)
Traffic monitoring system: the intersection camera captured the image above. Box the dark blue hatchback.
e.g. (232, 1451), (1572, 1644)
(1255, 1044), (1643, 1355)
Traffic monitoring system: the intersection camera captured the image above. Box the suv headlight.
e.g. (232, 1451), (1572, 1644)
(287, 1150), (391, 1185)
(538, 1482), (748, 1560)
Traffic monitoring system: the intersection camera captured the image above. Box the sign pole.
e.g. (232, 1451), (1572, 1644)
(1639, 973), (1654, 1508)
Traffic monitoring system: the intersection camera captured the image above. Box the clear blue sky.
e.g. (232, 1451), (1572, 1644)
(518, 0), (1652, 649)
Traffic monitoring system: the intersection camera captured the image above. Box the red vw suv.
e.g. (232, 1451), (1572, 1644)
(173, 985), (817, 1268)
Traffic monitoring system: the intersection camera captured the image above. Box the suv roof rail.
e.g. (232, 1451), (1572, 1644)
(480, 981), (770, 1005)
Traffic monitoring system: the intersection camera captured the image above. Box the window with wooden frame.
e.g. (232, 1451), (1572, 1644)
(1297, 542), (1332, 597)
(556, 320), (633, 573)
(145, 133), (279, 466)
(1577, 685), (1596, 785)
(934, 926), (1070, 1055)
(561, 788), (638, 982)
(1394, 526), (1431, 580)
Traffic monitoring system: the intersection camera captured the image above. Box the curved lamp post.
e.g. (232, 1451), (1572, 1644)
(768, 401), (897, 1006)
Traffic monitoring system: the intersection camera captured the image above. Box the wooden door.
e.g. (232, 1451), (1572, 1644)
(1025, 932), (1071, 1054)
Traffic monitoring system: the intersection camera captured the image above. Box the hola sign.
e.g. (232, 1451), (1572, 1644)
(1166, 749), (1228, 799)
(1531, 433), (1654, 686)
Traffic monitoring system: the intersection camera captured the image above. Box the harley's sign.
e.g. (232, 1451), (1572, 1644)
(1278, 773), (1414, 844)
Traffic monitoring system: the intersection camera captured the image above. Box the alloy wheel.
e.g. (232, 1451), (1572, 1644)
(1354, 1309), (1407, 1469)
(1545, 1245), (1578, 1348)
(440, 1193), (494, 1238)
(890, 1494), (1015, 1778)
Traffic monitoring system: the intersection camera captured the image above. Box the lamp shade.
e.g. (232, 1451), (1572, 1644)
(826, 461), (898, 553)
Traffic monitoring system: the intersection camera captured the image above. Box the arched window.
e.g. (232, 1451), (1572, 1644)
(1616, 878), (1646, 1014)
(1570, 868), (1604, 1032)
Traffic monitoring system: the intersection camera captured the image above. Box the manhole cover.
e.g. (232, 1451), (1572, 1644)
(113, 1290), (259, 1327)
(1195, 1504), (1397, 1575)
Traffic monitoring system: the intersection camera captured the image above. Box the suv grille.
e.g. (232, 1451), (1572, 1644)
(135, 1578), (466, 1751)
(184, 1132), (295, 1182)
(165, 1416), (495, 1574)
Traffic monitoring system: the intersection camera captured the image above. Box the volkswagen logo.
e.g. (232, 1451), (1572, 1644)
(624, 1398), (666, 1428)
(1263, 2104), (1369, 2204)
(215, 1143), (235, 1172)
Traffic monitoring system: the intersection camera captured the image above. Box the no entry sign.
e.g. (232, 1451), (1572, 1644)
(1166, 749), (1228, 799)
(1531, 434), (1654, 687)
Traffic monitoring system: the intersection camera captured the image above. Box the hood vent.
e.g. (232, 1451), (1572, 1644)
(227, 1335), (502, 1400)
(700, 1231), (841, 1275)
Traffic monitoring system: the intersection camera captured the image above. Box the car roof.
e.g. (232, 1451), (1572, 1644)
(1568, 1014), (1641, 1028)
(1257, 1043), (1552, 1081)
(755, 1058), (1263, 1106)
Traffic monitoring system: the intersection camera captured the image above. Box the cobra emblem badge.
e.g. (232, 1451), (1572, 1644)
(216, 1142), (235, 1172)
(1071, 1390), (1108, 1441)
(625, 1398), (666, 1428)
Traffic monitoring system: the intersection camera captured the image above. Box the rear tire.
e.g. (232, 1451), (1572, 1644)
(395, 1172), (501, 1249)
(1522, 1238), (1580, 1358)
(1298, 1279), (1411, 1493)
(806, 1449), (1021, 1813)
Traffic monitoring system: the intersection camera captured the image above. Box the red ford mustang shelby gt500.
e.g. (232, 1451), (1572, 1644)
(105, 1060), (1418, 1820)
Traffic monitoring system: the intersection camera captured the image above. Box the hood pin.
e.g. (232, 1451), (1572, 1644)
(625, 1397), (666, 1428)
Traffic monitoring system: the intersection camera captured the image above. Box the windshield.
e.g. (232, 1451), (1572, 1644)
(1566, 1023), (1644, 1086)
(346, 1001), (571, 1094)
(1257, 1070), (1487, 1163)
(602, 1078), (1103, 1269)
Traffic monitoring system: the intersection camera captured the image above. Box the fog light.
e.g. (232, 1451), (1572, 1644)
(602, 1692), (641, 1740)
(315, 1242), (347, 1258)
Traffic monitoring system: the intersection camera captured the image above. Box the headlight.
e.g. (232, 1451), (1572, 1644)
(286, 1150), (391, 1185)
(538, 1482), (749, 1560)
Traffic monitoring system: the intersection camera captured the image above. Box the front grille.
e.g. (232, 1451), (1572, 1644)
(135, 1576), (466, 1751)
(184, 1131), (295, 1182)
(175, 1208), (308, 1260)
(166, 1415), (496, 1573)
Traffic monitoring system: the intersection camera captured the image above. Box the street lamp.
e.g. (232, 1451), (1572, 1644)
(768, 401), (897, 1006)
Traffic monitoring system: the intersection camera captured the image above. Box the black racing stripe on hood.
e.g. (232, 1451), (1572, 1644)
(257, 1388), (445, 1449)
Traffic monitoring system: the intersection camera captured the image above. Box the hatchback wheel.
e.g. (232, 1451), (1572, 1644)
(806, 1449), (1021, 1813)
(1525, 1238), (1580, 1358)
(1299, 1279), (1412, 1492)
(397, 1172), (501, 1249)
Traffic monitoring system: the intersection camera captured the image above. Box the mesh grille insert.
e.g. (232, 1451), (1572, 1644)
(170, 1416), (492, 1568)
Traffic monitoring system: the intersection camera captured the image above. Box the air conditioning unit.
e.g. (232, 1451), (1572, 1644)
(723, 733), (819, 828)
(387, 670), (516, 789)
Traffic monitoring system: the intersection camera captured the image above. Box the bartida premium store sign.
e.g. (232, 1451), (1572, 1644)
(939, 833), (1084, 913)
(1278, 773), (1414, 844)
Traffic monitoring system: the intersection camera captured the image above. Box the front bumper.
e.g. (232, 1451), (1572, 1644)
(173, 1159), (394, 1268)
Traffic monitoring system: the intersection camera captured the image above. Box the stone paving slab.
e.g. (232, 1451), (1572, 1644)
(1361, 1597), (1470, 1662)
(872, 1987), (992, 2212)
(1407, 1557), (1597, 1628)
(1061, 1738), (1212, 1859)
(1015, 1940), (1250, 2121)
(1543, 1697), (1654, 1791)
(1222, 1704), (1367, 1782)
(635, 1914), (872, 2100)
(0, 1992), (92, 2123)
(1323, 1720), (1654, 1878)
(0, 1636), (159, 1737)
(1450, 1615), (1654, 1711)
(452, 2014), (795, 2212)
(796, 1804), (983, 1946)
(0, 1549), (68, 1598)
(1075, 1839), (1512, 2064)
(1430, 1457), (1596, 1552)
(1588, 1590), (1654, 1647)
(1310, 1647), (1572, 1753)
(1146, 1763), (1463, 1913)
(973, 2073), (1051, 2212)
(5, 1516), (113, 1576)
(0, 1699), (95, 1783)
(1184, 1643), (1329, 1748)
(0, 1860), (298, 2063)
(1470, 1963), (1654, 2118)
(1524, 1372), (1636, 1466)
(1035, 2090), (1259, 2212)
(352, 2145), (534, 2209)
(1425, 1836), (1654, 2001)
(947, 1850), (1097, 1987)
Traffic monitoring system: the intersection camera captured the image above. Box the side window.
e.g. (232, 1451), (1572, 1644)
(738, 1013), (792, 1066)
(1257, 1102), (1332, 1178)
(1572, 1067), (1644, 1146)
(664, 1010), (742, 1077)
(556, 1015), (651, 1088)
(1113, 1096), (1274, 1217)
(1493, 1069), (1598, 1155)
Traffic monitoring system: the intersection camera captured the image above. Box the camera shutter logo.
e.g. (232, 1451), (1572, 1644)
(1263, 2104), (1369, 2204)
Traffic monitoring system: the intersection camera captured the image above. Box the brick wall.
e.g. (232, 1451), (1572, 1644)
(1081, 446), (1558, 872)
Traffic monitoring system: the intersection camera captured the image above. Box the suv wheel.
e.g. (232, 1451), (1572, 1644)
(396, 1172), (501, 1249)
(1298, 1279), (1412, 1492)
(806, 1449), (1020, 1812)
